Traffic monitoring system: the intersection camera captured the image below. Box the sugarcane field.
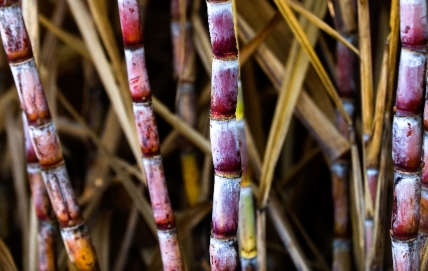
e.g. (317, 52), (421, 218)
(0, 0), (421, 270)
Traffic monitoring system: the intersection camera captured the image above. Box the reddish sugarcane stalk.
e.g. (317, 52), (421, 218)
(0, 1), (99, 270)
(171, 0), (200, 206)
(23, 114), (57, 271)
(391, 0), (427, 269)
(205, 0), (242, 269)
(330, 101), (355, 271)
(331, 1), (357, 269)
(117, 0), (184, 269)
(236, 83), (257, 270)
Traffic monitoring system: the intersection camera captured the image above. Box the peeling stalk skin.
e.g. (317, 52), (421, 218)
(0, 2), (99, 270)
(206, 0), (241, 269)
(118, 0), (184, 269)
(392, 1), (427, 269)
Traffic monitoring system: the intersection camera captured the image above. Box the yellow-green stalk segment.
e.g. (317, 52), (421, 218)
(205, 0), (242, 269)
(331, 1), (357, 269)
(117, 0), (185, 270)
(391, 0), (427, 270)
(23, 114), (57, 271)
(0, 1), (99, 270)
(171, 0), (200, 206)
(236, 83), (257, 270)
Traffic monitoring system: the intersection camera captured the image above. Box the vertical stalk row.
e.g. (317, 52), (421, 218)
(236, 83), (257, 270)
(392, 1), (427, 269)
(23, 115), (57, 271)
(171, 0), (200, 206)
(331, 1), (357, 269)
(206, 0), (241, 269)
(117, 0), (184, 270)
(0, 1), (99, 270)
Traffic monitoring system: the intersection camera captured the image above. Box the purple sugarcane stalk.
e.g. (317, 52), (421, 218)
(205, 0), (242, 270)
(117, 0), (185, 270)
(23, 114), (57, 271)
(0, 1), (99, 270)
(391, 0), (427, 269)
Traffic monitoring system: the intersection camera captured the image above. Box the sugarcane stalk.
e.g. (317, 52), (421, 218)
(205, 0), (241, 269)
(0, 1), (99, 270)
(391, 1), (427, 269)
(232, 14), (257, 269)
(117, 0), (185, 269)
(236, 83), (257, 270)
(171, 0), (200, 206)
(23, 114), (57, 271)
(330, 1), (357, 269)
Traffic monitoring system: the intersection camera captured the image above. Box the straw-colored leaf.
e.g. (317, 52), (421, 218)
(365, 42), (389, 217)
(239, 12), (282, 66)
(274, 0), (351, 124)
(28, 205), (37, 271)
(350, 142), (365, 271)
(256, 209), (267, 271)
(296, 91), (350, 160)
(258, 0), (326, 209)
(192, 14), (212, 74)
(386, 0), (399, 114)
(287, 0), (359, 56)
(237, 14), (350, 159)
(357, 0), (374, 140)
(39, 14), (91, 61)
(0, 238), (18, 271)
